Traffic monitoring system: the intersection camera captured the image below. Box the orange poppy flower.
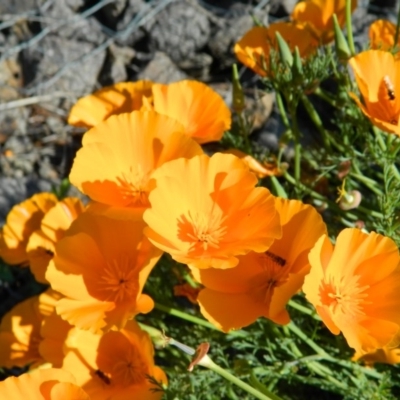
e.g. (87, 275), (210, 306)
(42, 319), (166, 400)
(0, 368), (90, 400)
(291, 0), (358, 44)
(0, 289), (61, 368)
(353, 346), (400, 366)
(46, 212), (162, 333)
(26, 197), (85, 283)
(0, 192), (58, 265)
(348, 50), (400, 136)
(303, 228), (400, 354)
(234, 22), (317, 77)
(151, 80), (231, 144)
(68, 80), (154, 128)
(69, 110), (203, 219)
(369, 19), (400, 52)
(223, 149), (283, 178)
(144, 153), (281, 270)
(191, 198), (327, 331)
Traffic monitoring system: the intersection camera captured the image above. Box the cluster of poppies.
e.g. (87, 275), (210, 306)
(2, 0), (400, 398)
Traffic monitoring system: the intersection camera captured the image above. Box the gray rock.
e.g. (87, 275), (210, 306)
(1, 135), (39, 176)
(64, 0), (85, 12)
(137, 51), (187, 83)
(0, 108), (29, 137)
(97, 0), (128, 28)
(147, 0), (211, 64)
(106, 43), (136, 84)
(21, 34), (106, 99)
(44, 0), (106, 45)
(0, 0), (41, 14)
(177, 53), (213, 79)
(115, 0), (147, 47)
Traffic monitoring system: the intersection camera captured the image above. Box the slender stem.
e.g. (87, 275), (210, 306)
(345, 0), (355, 56)
(300, 93), (330, 149)
(200, 355), (283, 400)
(314, 87), (338, 108)
(289, 102), (301, 183)
(275, 92), (290, 128)
(154, 303), (249, 338)
(287, 322), (328, 357)
(373, 126), (387, 152)
(288, 299), (321, 320)
(155, 303), (219, 330)
(349, 172), (382, 196)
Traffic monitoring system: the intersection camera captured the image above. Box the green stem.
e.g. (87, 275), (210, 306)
(275, 92), (290, 128)
(288, 299), (321, 320)
(154, 303), (249, 338)
(300, 93), (330, 149)
(345, 0), (355, 56)
(349, 172), (382, 196)
(289, 103), (301, 183)
(373, 126), (387, 152)
(314, 87), (338, 108)
(200, 356), (283, 400)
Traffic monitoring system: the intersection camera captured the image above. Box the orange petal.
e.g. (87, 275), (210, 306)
(152, 80), (231, 144)
(68, 80), (154, 128)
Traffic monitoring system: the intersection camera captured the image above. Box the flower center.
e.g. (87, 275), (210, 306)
(112, 346), (148, 386)
(319, 274), (369, 318)
(116, 166), (150, 207)
(98, 255), (139, 303)
(177, 210), (227, 253)
(251, 251), (289, 307)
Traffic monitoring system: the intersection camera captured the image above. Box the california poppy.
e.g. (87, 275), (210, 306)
(191, 198), (327, 331)
(69, 110), (203, 219)
(303, 228), (400, 354)
(68, 80), (154, 128)
(234, 22), (316, 77)
(291, 0), (358, 44)
(0, 193), (57, 265)
(0, 289), (61, 368)
(0, 368), (90, 400)
(151, 80), (231, 144)
(45, 319), (166, 400)
(349, 50), (400, 136)
(144, 153), (281, 270)
(369, 19), (400, 52)
(26, 197), (85, 283)
(46, 212), (162, 333)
